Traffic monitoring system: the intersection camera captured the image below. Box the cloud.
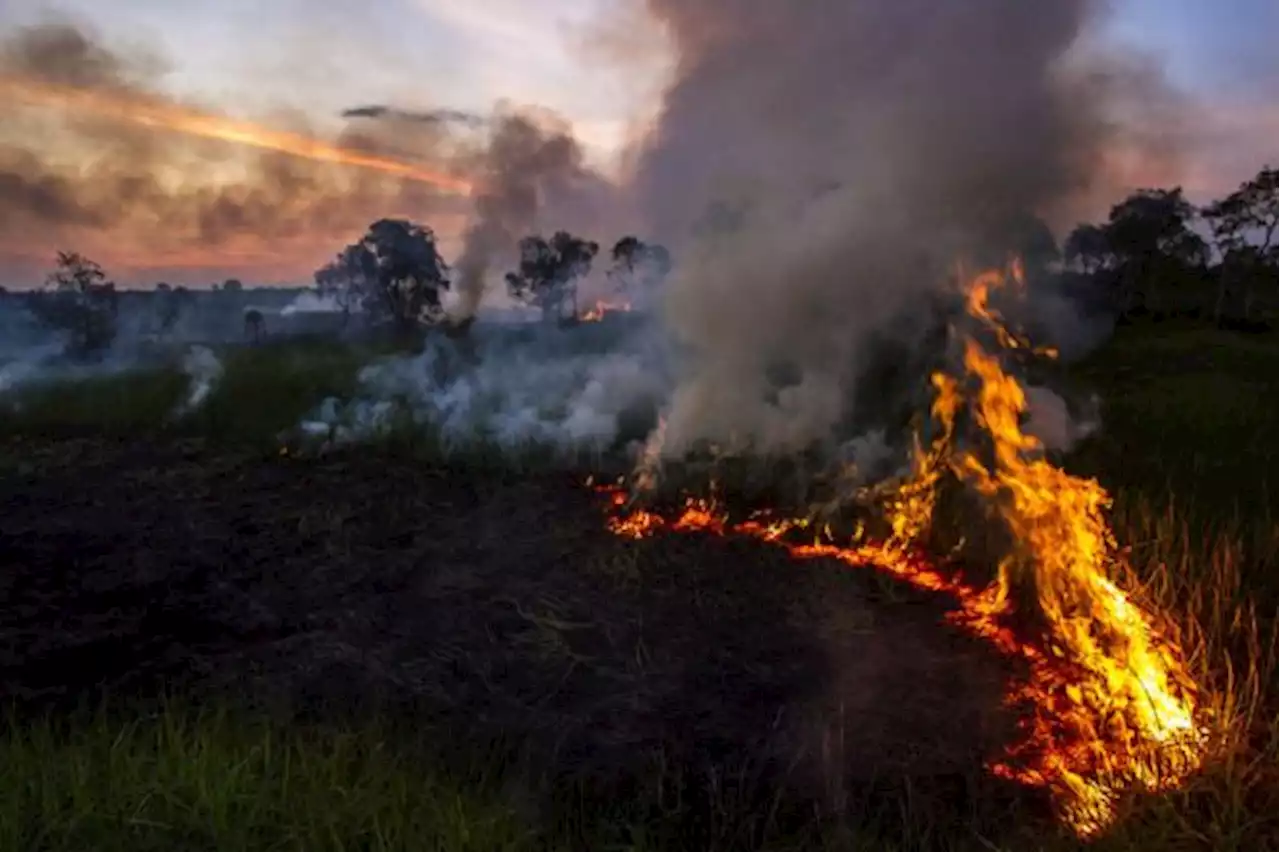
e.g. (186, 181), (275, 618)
(0, 20), (472, 286)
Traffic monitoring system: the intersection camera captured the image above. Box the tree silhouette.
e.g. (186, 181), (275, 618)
(505, 231), (599, 321)
(1101, 188), (1207, 316)
(243, 308), (265, 343)
(222, 278), (244, 293)
(313, 262), (357, 328)
(608, 236), (672, 292)
(316, 219), (450, 332)
(1063, 223), (1115, 276)
(1202, 167), (1278, 322)
(156, 284), (193, 338)
(26, 251), (119, 357)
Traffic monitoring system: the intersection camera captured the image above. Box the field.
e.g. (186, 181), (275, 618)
(0, 320), (1275, 851)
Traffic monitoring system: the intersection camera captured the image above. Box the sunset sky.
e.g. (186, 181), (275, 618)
(0, 0), (1275, 287)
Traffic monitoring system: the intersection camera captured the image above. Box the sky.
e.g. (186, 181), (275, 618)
(0, 0), (1275, 286)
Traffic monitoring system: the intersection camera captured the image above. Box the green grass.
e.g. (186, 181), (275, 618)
(0, 703), (540, 852)
(1, 322), (1276, 851)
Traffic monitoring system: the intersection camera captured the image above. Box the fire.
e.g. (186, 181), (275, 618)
(579, 299), (632, 322)
(2, 75), (473, 195)
(595, 262), (1206, 837)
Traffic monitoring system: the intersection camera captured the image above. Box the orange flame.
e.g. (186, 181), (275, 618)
(579, 299), (632, 322)
(596, 261), (1206, 836)
(2, 75), (473, 195)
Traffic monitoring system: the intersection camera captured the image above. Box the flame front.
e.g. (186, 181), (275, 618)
(596, 262), (1206, 837)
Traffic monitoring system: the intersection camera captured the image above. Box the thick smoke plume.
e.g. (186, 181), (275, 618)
(451, 107), (623, 318)
(624, 0), (1143, 460)
(0, 22), (470, 284)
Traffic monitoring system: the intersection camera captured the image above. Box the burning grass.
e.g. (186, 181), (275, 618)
(0, 291), (1274, 850)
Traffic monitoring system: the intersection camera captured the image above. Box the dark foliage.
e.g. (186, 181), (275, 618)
(24, 251), (120, 358)
(505, 231), (600, 320)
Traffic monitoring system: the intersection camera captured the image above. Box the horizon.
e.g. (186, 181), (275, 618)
(0, 0), (1276, 288)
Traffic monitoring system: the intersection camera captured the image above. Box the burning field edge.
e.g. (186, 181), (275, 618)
(592, 263), (1213, 840)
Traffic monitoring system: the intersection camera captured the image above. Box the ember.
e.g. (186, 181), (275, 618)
(595, 262), (1207, 837)
(579, 299), (632, 322)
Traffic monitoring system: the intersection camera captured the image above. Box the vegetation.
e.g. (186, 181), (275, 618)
(23, 251), (120, 357)
(505, 230), (601, 321)
(1, 165), (1275, 851)
(608, 236), (674, 293)
(0, 315), (1273, 851)
(313, 218), (452, 332)
(1063, 166), (1278, 327)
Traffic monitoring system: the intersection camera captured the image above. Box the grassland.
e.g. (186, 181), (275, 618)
(0, 321), (1275, 851)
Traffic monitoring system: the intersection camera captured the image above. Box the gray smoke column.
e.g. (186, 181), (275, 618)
(626, 0), (1126, 458)
(452, 108), (621, 318)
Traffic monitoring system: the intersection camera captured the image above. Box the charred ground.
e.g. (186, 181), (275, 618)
(0, 434), (1021, 807)
(0, 320), (1275, 851)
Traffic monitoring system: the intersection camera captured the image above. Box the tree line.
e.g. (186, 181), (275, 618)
(1062, 165), (1277, 326)
(14, 163), (1273, 358)
(311, 221), (672, 332)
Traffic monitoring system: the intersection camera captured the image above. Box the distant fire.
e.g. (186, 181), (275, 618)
(579, 299), (632, 322)
(594, 262), (1207, 837)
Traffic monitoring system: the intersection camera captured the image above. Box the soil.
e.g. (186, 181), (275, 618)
(0, 435), (1025, 812)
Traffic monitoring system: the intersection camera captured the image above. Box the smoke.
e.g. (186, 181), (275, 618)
(173, 345), (224, 416)
(1023, 385), (1101, 453)
(297, 318), (669, 454)
(450, 107), (625, 318)
(617, 0), (1156, 459)
(281, 290), (353, 316)
(0, 22), (470, 284)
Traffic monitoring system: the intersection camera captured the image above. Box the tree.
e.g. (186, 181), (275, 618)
(608, 236), (672, 292)
(1102, 188), (1207, 316)
(25, 251), (119, 357)
(156, 284), (193, 338)
(316, 219), (450, 332)
(1062, 223), (1114, 275)
(222, 278), (244, 293)
(244, 308), (265, 343)
(1202, 166), (1278, 322)
(1106, 188), (1206, 264)
(313, 259), (359, 328)
(505, 231), (599, 321)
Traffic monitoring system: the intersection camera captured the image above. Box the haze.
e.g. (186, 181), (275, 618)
(0, 0), (1274, 287)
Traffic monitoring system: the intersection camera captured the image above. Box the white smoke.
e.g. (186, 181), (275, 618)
(281, 291), (355, 316)
(173, 345), (224, 416)
(296, 318), (669, 455)
(1023, 385), (1101, 453)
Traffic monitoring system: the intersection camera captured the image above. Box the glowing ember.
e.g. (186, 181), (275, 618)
(579, 299), (632, 322)
(594, 262), (1207, 837)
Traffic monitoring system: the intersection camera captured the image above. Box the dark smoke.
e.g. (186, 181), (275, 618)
(623, 0), (1156, 458)
(0, 23), (469, 284)
(452, 107), (623, 318)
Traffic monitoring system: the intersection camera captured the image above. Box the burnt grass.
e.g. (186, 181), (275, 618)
(1, 321), (1273, 849)
(0, 433), (1038, 836)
